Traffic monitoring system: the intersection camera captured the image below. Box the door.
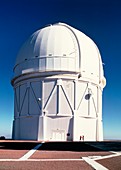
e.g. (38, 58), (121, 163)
(52, 130), (65, 141)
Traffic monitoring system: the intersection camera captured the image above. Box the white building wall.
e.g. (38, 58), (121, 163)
(12, 75), (103, 141)
(38, 116), (45, 141)
(19, 116), (39, 140)
(13, 116), (39, 140)
(12, 119), (19, 139)
(44, 116), (73, 141)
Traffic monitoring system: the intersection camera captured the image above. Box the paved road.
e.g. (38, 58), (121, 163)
(0, 140), (121, 170)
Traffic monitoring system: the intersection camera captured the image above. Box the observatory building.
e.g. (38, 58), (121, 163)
(11, 23), (106, 141)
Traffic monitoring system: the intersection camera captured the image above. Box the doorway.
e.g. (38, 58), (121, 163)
(52, 130), (65, 141)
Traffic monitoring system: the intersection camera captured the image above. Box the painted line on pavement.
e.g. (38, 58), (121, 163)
(83, 157), (109, 170)
(110, 151), (121, 154)
(19, 143), (42, 160)
(0, 158), (83, 162)
(94, 151), (121, 161)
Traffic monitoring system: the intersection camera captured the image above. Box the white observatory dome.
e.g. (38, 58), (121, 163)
(13, 23), (105, 86)
(12, 22), (106, 141)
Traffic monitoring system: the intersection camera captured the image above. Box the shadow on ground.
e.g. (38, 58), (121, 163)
(39, 142), (103, 152)
(0, 141), (121, 151)
(0, 141), (37, 150)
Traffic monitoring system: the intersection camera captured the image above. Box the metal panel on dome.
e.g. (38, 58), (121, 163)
(13, 23), (104, 83)
(14, 24), (80, 77)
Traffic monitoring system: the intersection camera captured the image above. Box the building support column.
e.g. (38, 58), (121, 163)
(96, 117), (103, 141)
(96, 86), (103, 141)
(42, 115), (47, 142)
(73, 110), (79, 141)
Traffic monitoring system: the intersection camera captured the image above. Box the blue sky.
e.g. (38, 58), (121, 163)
(0, 0), (121, 140)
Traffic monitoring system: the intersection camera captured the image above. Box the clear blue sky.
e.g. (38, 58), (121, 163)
(0, 0), (121, 140)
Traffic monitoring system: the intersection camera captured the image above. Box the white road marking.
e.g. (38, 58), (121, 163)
(82, 157), (109, 170)
(0, 159), (83, 161)
(94, 152), (121, 161)
(88, 156), (102, 159)
(19, 143), (42, 160)
(110, 151), (121, 154)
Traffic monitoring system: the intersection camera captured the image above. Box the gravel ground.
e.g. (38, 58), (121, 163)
(0, 161), (93, 170)
(97, 156), (121, 170)
(30, 150), (110, 159)
(0, 149), (29, 159)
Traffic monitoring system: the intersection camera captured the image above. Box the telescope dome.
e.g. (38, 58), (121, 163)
(12, 22), (106, 141)
(14, 23), (105, 85)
